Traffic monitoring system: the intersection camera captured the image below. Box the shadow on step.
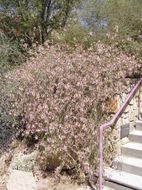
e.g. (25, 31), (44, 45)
(105, 180), (135, 190)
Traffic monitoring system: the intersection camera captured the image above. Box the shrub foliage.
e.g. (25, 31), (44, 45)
(0, 32), (26, 74)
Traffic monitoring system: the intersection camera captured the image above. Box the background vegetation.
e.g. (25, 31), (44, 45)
(0, 0), (80, 73)
(80, 0), (142, 62)
(0, 32), (26, 75)
(1, 0), (142, 73)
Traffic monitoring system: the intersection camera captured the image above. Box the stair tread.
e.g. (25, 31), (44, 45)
(135, 120), (142, 124)
(122, 142), (142, 150)
(130, 130), (142, 136)
(115, 156), (142, 168)
(105, 168), (142, 189)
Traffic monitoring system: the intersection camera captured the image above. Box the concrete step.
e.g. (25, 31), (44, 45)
(113, 156), (142, 176)
(105, 168), (142, 190)
(121, 142), (142, 158)
(104, 181), (132, 190)
(129, 130), (142, 143)
(6, 169), (37, 190)
(135, 120), (142, 131)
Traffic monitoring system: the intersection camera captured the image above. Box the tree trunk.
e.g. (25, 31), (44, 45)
(41, 0), (52, 44)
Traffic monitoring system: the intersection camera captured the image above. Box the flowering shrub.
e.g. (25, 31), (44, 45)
(1, 42), (141, 182)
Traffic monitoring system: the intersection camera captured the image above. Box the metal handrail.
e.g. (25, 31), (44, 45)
(99, 77), (142, 190)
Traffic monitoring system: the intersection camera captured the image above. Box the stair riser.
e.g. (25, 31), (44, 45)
(122, 147), (142, 159)
(114, 161), (142, 176)
(136, 126), (142, 131)
(135, 122), (142, 131)
(129, 135), (142, 143)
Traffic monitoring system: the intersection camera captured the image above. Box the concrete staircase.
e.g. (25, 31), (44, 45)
(104, 120), (142, 190)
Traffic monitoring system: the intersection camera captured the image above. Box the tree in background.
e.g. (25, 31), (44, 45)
(105, 0), (142, 41)
(79, 0), (106, 36)
(78, 0), (142, 64)
(39, 0), (81, 44)
(80, 0), (142, 42)
(0, 0), (80, 44)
